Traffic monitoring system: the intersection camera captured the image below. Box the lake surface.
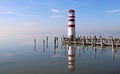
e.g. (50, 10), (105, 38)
(0, 34), (120, 74)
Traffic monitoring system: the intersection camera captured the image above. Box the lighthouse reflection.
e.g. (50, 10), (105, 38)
(68, 44), (76, 72)
(34, 38), (120, 73)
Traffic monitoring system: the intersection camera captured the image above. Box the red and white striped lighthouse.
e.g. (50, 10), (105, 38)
(68, 9), (76, 38)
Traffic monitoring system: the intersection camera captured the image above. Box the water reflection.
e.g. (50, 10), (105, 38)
(68, 44), (76, 72)
(32, 38), (120, 73)
(112, 48), (115, 62)
(93, 46), (97, 59)
(1, 35), (120, 74)
(62, 44), (120, 72)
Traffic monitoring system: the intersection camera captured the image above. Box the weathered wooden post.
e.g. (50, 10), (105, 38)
(83, 36), (85, 46)
(46, 36), (48, 48)
(94, 35), (97, 47)
(43, 39), (45, 53)
(100, 36), (103, 48)
(54, 37), (57, 55)
(34, 39), (36, 52)
(115, 36), (118, 48)
(108, 36), (110, 46)
(54, 37), (56, 49)
(112, 38), (114, 49)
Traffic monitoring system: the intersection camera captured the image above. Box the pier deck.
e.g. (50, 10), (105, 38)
(61, 36), (120, 47)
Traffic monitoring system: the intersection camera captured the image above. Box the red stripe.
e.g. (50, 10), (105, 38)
(69, 10), (75, 13)
(68, 25), (75, 27)
(68, 60), (75, 62)
(68, 19), (75, 22)
(68, 54), (75, 57)
(68, 64), (75, 65)
(68, 16), (75, 18)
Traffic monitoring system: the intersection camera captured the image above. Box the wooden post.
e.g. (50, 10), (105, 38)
(46, 36), (48, 48)
(116, 36), (118, 48)
(83, 36), (85, 46)
(94, 35), (97, 47)
(43, 40), (45, 53)
(34, 39), (36, 52)
(101, 37), (103, 48)
(112, 39), (114, 49)
(108, 36), (110, 46)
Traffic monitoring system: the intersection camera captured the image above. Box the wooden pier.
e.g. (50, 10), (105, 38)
(61, 36), (120, 48)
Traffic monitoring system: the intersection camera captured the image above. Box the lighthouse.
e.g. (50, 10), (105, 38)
(68, 9), (76, 39)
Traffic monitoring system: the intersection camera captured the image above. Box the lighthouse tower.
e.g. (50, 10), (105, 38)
(68, 9), (76, 39)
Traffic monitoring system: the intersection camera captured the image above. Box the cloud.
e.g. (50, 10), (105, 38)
(3, 11), (14, 14)
(0, 10), (38, 17)
(51, 15), (63, 19)
(51, 9), (60, 13)
(23, 22), (38, 26)
(115, 13), (120, 16)
(105, 9), (120, 13)
(16, 13), (38, 17)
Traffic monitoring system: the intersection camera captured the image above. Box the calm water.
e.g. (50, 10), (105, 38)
(0, 34), (120, 74)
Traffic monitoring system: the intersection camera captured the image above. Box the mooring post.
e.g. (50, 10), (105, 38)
(34, 38), (36, 52)
(54, 37), (56, 49)
(108, 36), (110, 46)
(116, 36), (118, 48)
(112, 38), (114, 49)
(46, 36), (48, 48)
(43, 39), (45, 53)
(94, 35), (97, 47)
(101, 36), (103, 48)
(83, 36), (85, 46)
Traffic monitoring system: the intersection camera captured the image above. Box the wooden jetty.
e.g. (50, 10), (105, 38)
(61, 36), (120, 48)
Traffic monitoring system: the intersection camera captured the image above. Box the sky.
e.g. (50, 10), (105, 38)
(0, 0), (120, 36)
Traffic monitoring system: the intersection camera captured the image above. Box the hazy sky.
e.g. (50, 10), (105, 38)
(0, 0), (120, 35)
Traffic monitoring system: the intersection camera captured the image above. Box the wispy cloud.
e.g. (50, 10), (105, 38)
(3, 11), (14, 14)
(115, 13), (120, 15)
(0, 10), (38, 17)
(51, 15), (63, 19)
(105, 9), (120, 16)
(105, 9), (120, 13)
(23, 22), (38, 26)
(16, 13), (37, 17)
(51, 9), (60, 13)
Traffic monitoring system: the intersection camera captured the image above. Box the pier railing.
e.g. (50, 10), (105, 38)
(61, 36), (120, 48)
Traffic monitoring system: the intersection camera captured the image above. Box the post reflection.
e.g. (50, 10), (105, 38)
(68, 44), (76, 72)
(93, 46), (97, 59)
(78, 45), (81, 57)
(112, 47), (115, 62)
(33, 38), (119, 72)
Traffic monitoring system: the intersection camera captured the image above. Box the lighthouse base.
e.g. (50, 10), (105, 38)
(68, 35), (76, 39)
